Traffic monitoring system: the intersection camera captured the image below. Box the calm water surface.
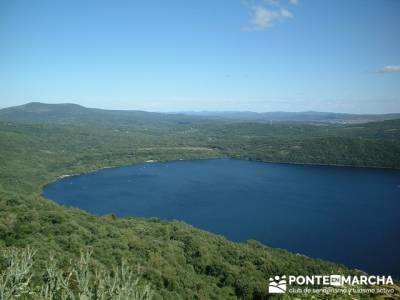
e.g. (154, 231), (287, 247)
(43, 159), (400, 276)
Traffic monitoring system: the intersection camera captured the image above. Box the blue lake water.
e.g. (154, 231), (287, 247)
(43, 159), (400, 277)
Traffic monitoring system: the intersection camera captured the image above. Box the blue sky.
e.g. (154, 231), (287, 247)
(0, 0), (399, 113)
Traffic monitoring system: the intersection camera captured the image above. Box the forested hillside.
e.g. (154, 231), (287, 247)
(1, 103), (399, 299)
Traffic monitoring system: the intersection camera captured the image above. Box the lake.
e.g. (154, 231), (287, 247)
(43, 158), (400, 277)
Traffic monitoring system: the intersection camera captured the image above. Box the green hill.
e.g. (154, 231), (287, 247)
(1, 103), (399, 299)
(0, 102), (207, 128)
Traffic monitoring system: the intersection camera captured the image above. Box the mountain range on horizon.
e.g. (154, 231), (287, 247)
(1, 102), (400, 125)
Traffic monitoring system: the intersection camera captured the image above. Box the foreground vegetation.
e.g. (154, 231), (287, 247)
(1, 103), (400, 299)
(0, 248), (152, 300)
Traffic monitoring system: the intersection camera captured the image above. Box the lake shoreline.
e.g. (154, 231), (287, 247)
(41, 156), (400, 189)
(242, 157), (400, 170)
(41, 155), (399, 196)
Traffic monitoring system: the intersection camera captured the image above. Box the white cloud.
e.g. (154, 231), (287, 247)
(247, 5), (293, 30)
(244, 0), (295, 31)
(380, 65), (400, 73)
(280, 8), (293, 18)
(289, 0), (299, 5)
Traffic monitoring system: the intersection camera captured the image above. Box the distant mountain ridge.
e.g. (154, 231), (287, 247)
(0, 102), (197, 126)
(1, 102), (400, 125)
(178, 110), (400, 124)
(1, 102), (86, 113)
(0, 102), (157, 119)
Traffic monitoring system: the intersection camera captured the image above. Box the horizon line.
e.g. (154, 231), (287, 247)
(1, 101), (400, 116)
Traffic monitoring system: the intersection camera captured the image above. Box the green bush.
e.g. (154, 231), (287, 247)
(0, 248), (152, 300)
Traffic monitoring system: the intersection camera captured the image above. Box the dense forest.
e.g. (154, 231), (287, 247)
(0, 103), (399, 299)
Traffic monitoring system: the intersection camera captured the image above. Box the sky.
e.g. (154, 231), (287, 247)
(0, 0), (399, 113)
